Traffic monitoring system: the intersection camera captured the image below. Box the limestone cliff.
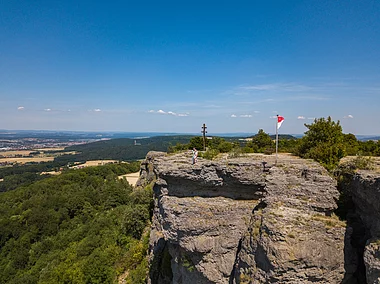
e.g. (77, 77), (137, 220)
(342, 169), (380, 283)
(140, 152), (347, 283)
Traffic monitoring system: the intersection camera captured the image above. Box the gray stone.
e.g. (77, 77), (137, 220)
(143, 152), (346, 283)
(345, 170), (380, 283)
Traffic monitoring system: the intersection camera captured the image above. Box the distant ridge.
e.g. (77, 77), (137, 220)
(0, 130), (378, 141)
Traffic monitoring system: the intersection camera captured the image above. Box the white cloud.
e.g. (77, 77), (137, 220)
(94, 109), (101, 112)
(297, 116), (306, 120)
(17, 106), (24, 110)
(149, 109), (188, 117)
(344, 114), (354, 119)
(253, 110), (260, 113)
(240, 114), (252, 118)
(44, 108), (51, 112)
(269, 116), (277, 119)
(231, 114), (237, 118)
(307, 117), (315, 120)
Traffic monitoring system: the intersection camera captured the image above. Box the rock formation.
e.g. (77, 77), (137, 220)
(342, 170), (380, 283)
(140, 151), (348, 283)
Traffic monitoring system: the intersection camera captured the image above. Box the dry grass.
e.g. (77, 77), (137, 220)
(311, 213), (346, 229)
(0, 157), (54, 164)
(0, 150), (34, 157)
(340, 156), (380, 172)
(0, 148), (72, 159)
(118, 172), (140, 186)
(35, 147), (65, 151)
(70, 160), (119, 168)
(41, 171), (61, 176)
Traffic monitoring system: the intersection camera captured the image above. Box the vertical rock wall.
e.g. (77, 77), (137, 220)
(143, 152), (346, 283)
(344, 171), (380, 283)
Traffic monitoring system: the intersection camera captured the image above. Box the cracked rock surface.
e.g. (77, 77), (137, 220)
(142, 152), (345, 283)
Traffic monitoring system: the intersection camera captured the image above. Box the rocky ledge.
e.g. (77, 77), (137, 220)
(140, 152), (347, 283)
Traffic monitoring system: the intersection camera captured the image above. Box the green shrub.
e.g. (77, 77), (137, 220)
(199, 149), (220, 160)
(217, 141), (233, 153)
(228, 147), (243, 158)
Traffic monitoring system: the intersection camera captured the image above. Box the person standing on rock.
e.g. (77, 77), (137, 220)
(192, 148), (198, 164)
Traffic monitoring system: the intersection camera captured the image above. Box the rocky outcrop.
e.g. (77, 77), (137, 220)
(142, 152), (346, 283)
(343, 171), (380, 283)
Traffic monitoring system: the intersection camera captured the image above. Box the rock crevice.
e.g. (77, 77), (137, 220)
(340, 171), (380, 283)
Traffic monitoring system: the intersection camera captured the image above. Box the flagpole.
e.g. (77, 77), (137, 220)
(275, 114), (278, 165)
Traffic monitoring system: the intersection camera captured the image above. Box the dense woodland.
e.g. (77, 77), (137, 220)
(0, 162), (151, 284)
(57, 136), (194, 163)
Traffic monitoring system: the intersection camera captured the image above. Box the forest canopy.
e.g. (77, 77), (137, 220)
(0, 162), (151, 284)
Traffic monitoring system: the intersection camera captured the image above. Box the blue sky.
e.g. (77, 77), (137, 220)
(1, 1), (379, 135)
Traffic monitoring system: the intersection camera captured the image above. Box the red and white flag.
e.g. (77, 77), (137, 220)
(277, 115), (284, 129)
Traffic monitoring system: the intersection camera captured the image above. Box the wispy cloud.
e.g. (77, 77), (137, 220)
(307, 117), (315, 120)
(297, 116), (306, 120)
(239, 83), (312, 92)
(149, 109), (189, 117)
(44, 108), (51, 112)
(223, 82), (332, 104)
(230, 114), (254, 118)
(94, 109), (101, 112)
(344, 114), (354, 119)
(17, 106), (24, 110)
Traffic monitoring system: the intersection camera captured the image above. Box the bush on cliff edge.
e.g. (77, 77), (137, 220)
(296, 116), (346, 171)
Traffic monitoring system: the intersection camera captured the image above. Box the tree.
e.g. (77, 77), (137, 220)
(359, 140), (378, 156)
(188, 137), (205, 150)
(252, 129), (274, 153)
(343, 133), (360, 156)
(297, 116), (345, 171)
(207, 137), (224, 149)
(217, 141), (233, 153)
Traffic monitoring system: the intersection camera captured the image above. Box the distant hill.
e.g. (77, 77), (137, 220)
(55, 134), (299, 163)
(57, 135), (194, 162)
(269, 134), (298, 140)
(356, 136), (380, 141)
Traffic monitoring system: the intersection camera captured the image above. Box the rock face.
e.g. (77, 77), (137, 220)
(142, 152), (346, 283)
(344, 171), (380, 283)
